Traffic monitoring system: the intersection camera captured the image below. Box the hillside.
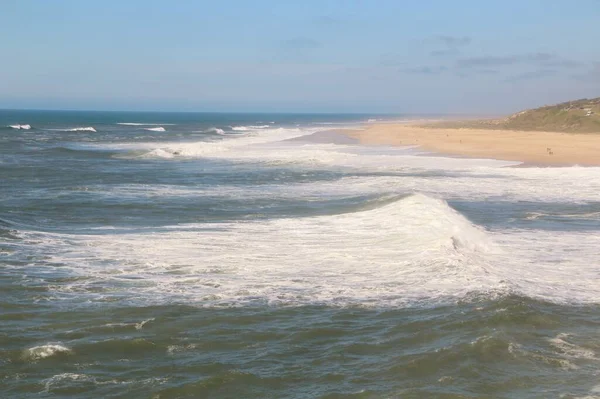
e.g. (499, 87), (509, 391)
(428, 98), (600, 133)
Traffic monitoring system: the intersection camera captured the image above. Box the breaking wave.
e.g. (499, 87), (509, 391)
(144, 127), (166, 132)
(63, 127), (97, 132)
(17, 194), (501, 307)
(203, 127), (226, 135)
(19, 191), (600, 308)
(8, 124), (31, 130)
(22, 344), (72, 362)
(231, 125), (271, 131)
(117, 123), (174, 126)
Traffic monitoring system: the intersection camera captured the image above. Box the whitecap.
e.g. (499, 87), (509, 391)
(548, 333), (596, 360)
(135, 318), (155, 330)
(65, 127), (96, 132)
(143, 127), (166, 132)
(136, 149), (175, 159)
(22, 344), (72, 361)
(8, 124), (31, 130)
(117, 123), (174, 126)
(231, 125), (270, 131)
(203, 127), (226, 135)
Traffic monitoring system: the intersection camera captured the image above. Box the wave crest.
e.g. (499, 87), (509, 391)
(26, 193), (508, 307)
(203, 127), (226, 135)
(231, 125), (270, 131)
(65, 127), (96, 132)
(22, 344), (72, 362)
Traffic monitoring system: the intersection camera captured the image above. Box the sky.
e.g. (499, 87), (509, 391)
(1, 0), (599, 114)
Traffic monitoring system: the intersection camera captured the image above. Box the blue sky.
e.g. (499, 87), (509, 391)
(1, 0), (599, 113)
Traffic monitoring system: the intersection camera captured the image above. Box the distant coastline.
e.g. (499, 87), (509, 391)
(343, 98), (600, 166)
(345, 123), (600, 166)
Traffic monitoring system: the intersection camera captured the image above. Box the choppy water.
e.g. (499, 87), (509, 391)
(1, 109), (600, 398)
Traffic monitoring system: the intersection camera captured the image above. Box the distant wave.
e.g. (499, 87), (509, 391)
(22, 344), (72, 362)
(203, 127), (226, 135)
(117, 123), (174, 126)
(46, 127), (97, 132)
(231, 125), (271, 131)
(8, 124), (31, 130)
(65, 127), (97, 132)
(144, 127), (166, 132)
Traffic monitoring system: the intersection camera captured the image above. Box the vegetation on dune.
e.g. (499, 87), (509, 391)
(427, 98), (600, 133)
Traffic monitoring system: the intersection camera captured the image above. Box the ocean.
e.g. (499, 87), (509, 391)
(1, 109), (600, 398)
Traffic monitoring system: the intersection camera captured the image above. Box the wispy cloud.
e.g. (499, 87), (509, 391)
(402, 66), (448, 75)
(438, 35), (471, 47)
(457, 52), (581, 69)
(430, 35), (471, 57)
(504, 69), (557, 83)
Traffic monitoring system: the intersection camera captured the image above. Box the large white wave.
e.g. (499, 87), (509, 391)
(8, 124), (31, 130)
(143, 127), (166, 132)
(18, 194), (495, 307)
(18, 192), (600, 307)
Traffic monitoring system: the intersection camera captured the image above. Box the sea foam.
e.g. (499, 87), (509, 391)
(203, 127), (226, 135)
(231, 125), (270, 131)
(22, 194), (507, 307)
(65, 127), (96, 132)
(117, 122), (174, 126)
(22, 344), (72, 362)
(8, 124), (31, 130)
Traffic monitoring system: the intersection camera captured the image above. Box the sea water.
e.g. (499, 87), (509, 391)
(1, 109), (600, 398)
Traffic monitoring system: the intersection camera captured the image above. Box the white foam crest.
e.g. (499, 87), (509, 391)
(47, 127), (97, 132)
(117, 122), (174, 126)
(135, 318), (155, 330)
(548, 333), (596, 360)
(136, 149), (175, 159)
(488, 230), (600, 304)
(231, 125), (270, 131)
(22, 344), (72, 361)
(124, 127), (515, 169)
(23, 194), (510, 307)
(203, 127), (226, 135)
(71, 157), (600, 207)
(65, 127), (96, 132)
(525, 211), (600, 221)
(8, 124), (31, 130)
(132, 127), (313, 159)
(22, 189), (600, 307)
(42, 373), (111, 393)
(143, 127), (165, 132)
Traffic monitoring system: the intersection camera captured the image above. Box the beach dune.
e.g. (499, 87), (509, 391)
(347, 124), (600, 166)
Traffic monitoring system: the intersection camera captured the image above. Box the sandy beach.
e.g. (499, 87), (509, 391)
(346, 124), (600, 166)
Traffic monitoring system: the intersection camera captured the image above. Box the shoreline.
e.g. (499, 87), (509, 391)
(341, 123), (600, 167)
